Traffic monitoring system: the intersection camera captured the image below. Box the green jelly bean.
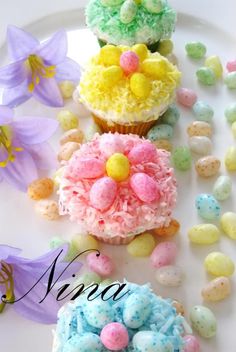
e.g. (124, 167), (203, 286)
(73, 272), (102, 287)
(161, 105), (180, 126)
(50, 236), (78, 262)
(147, 124), (173, 141)
(157, 39), (173, 56)
(224, 72), (236, 89)
(192, 101), (214, 123)
(185, 42), (206, 59)
(120, 0), (137, 24)
(225, 103), (236, 124)
(196, 67), (216, 85)
(172, 146), (192, 171)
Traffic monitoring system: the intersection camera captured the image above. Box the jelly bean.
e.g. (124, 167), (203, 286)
(85, 123), (102, 141)
(183, 335), (200, 352)
(185, 41), (206, 59)
(35, 199), (60, 220)
(53, 167), (64, 187)
(224, 72), (236, 89)
(177, 88), (197, 108)
(100, 323), (129, 350)
(172, 300), (185, 316)
(73, 271), (101, 287)
(226, 59), (236, 72)
(130, 173), (159, 203)
(130, 72), (151, 98)
(152, 139), (173, 152)
(147, 124), (173, 141)
(58, 141), (80, 161)
(161, 105), (180, 126)
(142, 0), (163, 13)
(195, 194), (221, 220)
(195, 156), (221, 177)
(205, 55), (223, 78)
(188, 136), (212, 155)
(196, 67), (216, 85)
(204, 252), (235, 277)
(100, 45), (122, 66)
(225, 102), (236, 123)
(213, 175), (232, 201)
(106, 153), (130, 182)
(142, 58), (168, 79)
(188, 224), (220, 244)
(90, 177), (117, 211)
(192, 101), (214, 123)
(120, 0), (137, 24)
(101, 0), (124, 5)
(87, 252), (114, 277)
(155, 265), (183, 287)
(201, 277), (231, 302)
(225, 146), (236, 171)
(127, 233), (156, 257)
(83, 300), (115, 328)
(132, 44), (148, 62)
(232, 121), (236, 137)
(172, 146), (192, 171)
(58, 80), (75, 99)
(187, 121), (212, 138)
(133, 331), (174, 351)
(120, 51), (139, 74)
(50, 236), (78, 262)
(190, 305), (217, 338)
(153, 219), (180, 237)
(123, 293), (151, 328)
(128, 142), (157, 164)
(63, 333), (103, 352)
(28, 178), (54, 200)
(99, 133), (124, 157)
(57, 110), (79, 131)
(102, 66), (123, 87)
(100, 278), (113, 286)
(72, 234), (99, 252)
(158, 39), (173, 56)
(72, 158), (105, 179)
(60, 128), (84, 145)
(150, 241), (177, 268)
(220, 212), (236, 239)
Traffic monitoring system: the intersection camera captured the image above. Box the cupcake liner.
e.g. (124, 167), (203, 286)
(93, 234), (135, 245)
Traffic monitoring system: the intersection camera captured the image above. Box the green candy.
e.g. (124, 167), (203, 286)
(157, 39), (173, 56)
(192, 101), (214, 123)
(120, 0), (137, 24)
(172, 146), (192, 171)
(161, 105), (180, 126)
(142, 0), (163, 14)
(50, 236), (78, 262)
(190, 305), (217, 338)
(224, 72), (236, 89)
(73, 272), (102, 287)
(147, 124), (173, 141)
(196, 67), (216, 85)
(225, 102), (236, 124)
(101, 0), (124, 6)
(185, 41), (206, 59)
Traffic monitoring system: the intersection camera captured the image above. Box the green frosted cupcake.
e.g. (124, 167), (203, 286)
(86, 0), (176, 51)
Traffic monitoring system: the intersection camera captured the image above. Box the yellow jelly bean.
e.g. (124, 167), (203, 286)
(205, 55), (223, 78)
(225, 146), (236, 171)
(132, 44), (148, 61)
(158, 39), (174, 56)
(221, 212), (236, 240)
(71, 234), (99, 253)
(106, 153), (130, 182)
(201, 277), (231, 302)
(188, 224), (220, 244)
(130, 73), (151, 98)
(204, 252), (235, 277)
(127, 233), (156, 257)
(232, 121), (236, 138)
(58, 80), (75, 99)
(152, 139), (173, 152)
(53, 167), (65, 187)
(100, 45), (122, 66)
(120, 45), (130, 53)
(57, 110), (79, 131)
(102, 66), (123, 87)
(142, 58), (169, 79)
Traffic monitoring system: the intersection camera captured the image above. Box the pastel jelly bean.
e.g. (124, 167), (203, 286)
(72, 234), (99, 252)
(132, 44), (148, 61)
(176, 88), (197, 107)
(204, 252), (235, 277)
(102, 66), (123, 87)
(147, 124), (173, 141)
(183, 335), (200, 352)
(226, 59), (236, 72)
(90, 177), (117, 211)
(187, 121), (212, 138)
(128, 142), (157, 164)
(83, 300), (115, 328)
(142, 0), (163, 13)
(185, 41), (206, 59)
(50, 236), (78, 262)
(153, 219), (180, 237)
(205, 55), (223, 78)
(130, 72), (151, 98)
(195, 194), (221, 220)
(85, 123), (102, 142)
(60, 128), (84, 145)
(27, 178), (54, 200)
(101, 0), (123, 5)
(87, 252), (114, 277)
(120, 50), (139, 74)
(120, 0), (137, 24)
(57, 110), (79, 131)
(224, 72), (236, 89)
(63, 333), (103, 352)
(127, 233), (156, 257)
(161, 105), (180, 126)
(100, 45), (121, 66)
(35, 200), (60, 221)
(150, 241), (178, 268)
(106, 153), (130, 182)
(201, 277), (231, 302)
(130, 173), (159, 203)
(152, 139), (173, 152)
(100, 278), (113, 286)
(196, 67), (216, 85)
(142, 58), (168, 79)
(190, 305), (217, 338)
(225, 102), (236, 123)
(155, 265), (183, 287)
(100, 323), (129, 350)
(172, 300), (185, 316)
(133, 331), (174, 351)
(232, 121), (236, 137)
(213, 175), (232, 201)
(158, 39), (174, 56)
(72, 157), (105, 179)
(195, 156), (221, 177)
(220, 212), (236, 239)
(100, 134), (124, 157)
(73, 272), (102, 287)
(123, 293), (151, 328)
(192, 101), (214, 123)
(188, 136), (212, 155)
(58, 141), (80, 161)
(172, 146), (192, 171)
(53, 167), (65, 187)
(58, 80), (75, 99)
(225, 146), (236, 171)
(188, 224), (220, 244)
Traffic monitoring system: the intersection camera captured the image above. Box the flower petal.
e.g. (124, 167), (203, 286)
(35, 29), (67, 65)
(0, 60), (27, 88)
(13, 116), (58, 145)
(2, 79), (32, 108)
(0, 245), (21, 261)
(7, 25), (39, 61)
(25, 143), (58, 170)
(55, 57), (81, 82)
(0, 105), (14, 124)
(32, 77), (63, 107)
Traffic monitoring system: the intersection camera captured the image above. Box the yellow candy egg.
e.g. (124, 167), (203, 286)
(71, 234), (99, 252)
(221, 212), (236, 240)
(188, 224), (220, 244)
(106, 153), (130, 182)
(102, 66), (123, 87)
(100, 45), (122, 66)
(225, 146), (236, 171)
(205, 55), (223, 78)
(204, 252), (235, 277)
(132, 44), (148, 61)
(127, 233), (156, 257)
(142, 58), (169, 79)
(130, 73), (151, 98)
(120, 45), (130, 53)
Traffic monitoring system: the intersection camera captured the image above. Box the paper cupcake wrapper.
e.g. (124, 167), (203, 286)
(93, 234), (135, 245)
(97, 38), (160, 53)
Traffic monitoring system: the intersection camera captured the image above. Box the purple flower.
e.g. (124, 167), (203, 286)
(0, 25), (81, 108)
(0, 105), (58, 191)
(0, 244), (82, 324)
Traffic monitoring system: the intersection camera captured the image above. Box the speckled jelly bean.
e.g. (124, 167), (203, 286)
(213, 175), (232, 201)
(225, 102), (236, 123)
(150, 241), (177, 268)
(133, 331), (174, 351)
(153, 219), (180, 237)
(58, 80), (75, 99)
(72, 234), (99, 252)
(100, 323), (129, 351)
(226, 60), (236, 72)
(157, 39), (173, 56)
(83, 300), (115, 328)
(35, 200), (60, 220)
(58, 141), (80, 161)
(120, 0), (137, 24)
(185, 41), (206, 59)
(192, 101), (214, 123)
(183, 335), (200, 352)
(87, 252), (114, 277)
(63, 332), (103, 352)
(130, 173), (159, 203)
(195, 194), (221, 220)
(152, 139), (173, 152)
(120, 50), (139, 74)
(128, 142), (157, 164)
(176, 88), (197, 107)
(232, 121), (236, 137)
(57, 110), (79, 131)
(187, 121), (212, 138)
(220, 212), (236, 239)
(172, 300), (185, 316)
(225, 146), (236, 171)
(195, 156), (221, 177)
(60, 128), (84, 145)
(147, 124), (173, 141)
(27, 178), (54, 200)
(142, 0), (163, 13)
(123, 293), (151, 328)
(172, 146), (192, 171)
(161, 105), (180, 126)
(202, 277), (231, 302)
(196, 67), (216, 85)
(204, 252), (235, 277)
(50, 236), (78, 262)
(224, 72), (236, 89)
(188, 224), (220, 244)
(90, 177), (118, 211)
(190, 305), (217, 338)
(127, 233), (156, 257)
(155, 265), (183, 287)
(188, 136), (212, 155)
(205, 55), (223, 78)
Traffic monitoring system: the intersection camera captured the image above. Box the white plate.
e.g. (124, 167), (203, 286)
(1, 6), (236, 352)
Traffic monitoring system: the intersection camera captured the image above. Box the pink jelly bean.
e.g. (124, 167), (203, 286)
(183, 335), (200, 352)
(90, 177), (117, 211)
(128, 142), (157, 164)
(226, 60), (236, 72)
(100, 323), (129, 351)
(100, 134), (124, 157)
(177, 88), (197, 107)
(120, 51), (139, 75)
(71, 157), (105, 179)
(130, 173), (159, 203)
(87, 252), (114, 277)
(150, 241), (177, 268)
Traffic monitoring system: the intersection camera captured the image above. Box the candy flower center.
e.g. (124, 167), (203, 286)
(106, 153), (130, 182)
(0, 261), (14, 313)
(0, 126), (23, 167)
(27, 55), (56, 92)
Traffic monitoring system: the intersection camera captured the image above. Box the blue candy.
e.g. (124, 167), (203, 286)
(195, 194), (221, 220)
(192, 101), (214, 123)
(62, 333), (103, 352)
(161, 105), (180, 126)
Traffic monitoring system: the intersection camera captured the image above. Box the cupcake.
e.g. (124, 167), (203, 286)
(86, 0), (176, 52)
(52, 281), (191, 352)
(76, 44), (181, 136)
(58, 133), (177, 245)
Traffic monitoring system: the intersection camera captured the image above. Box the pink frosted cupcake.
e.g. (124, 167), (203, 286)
(59, 133), (177, 244)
